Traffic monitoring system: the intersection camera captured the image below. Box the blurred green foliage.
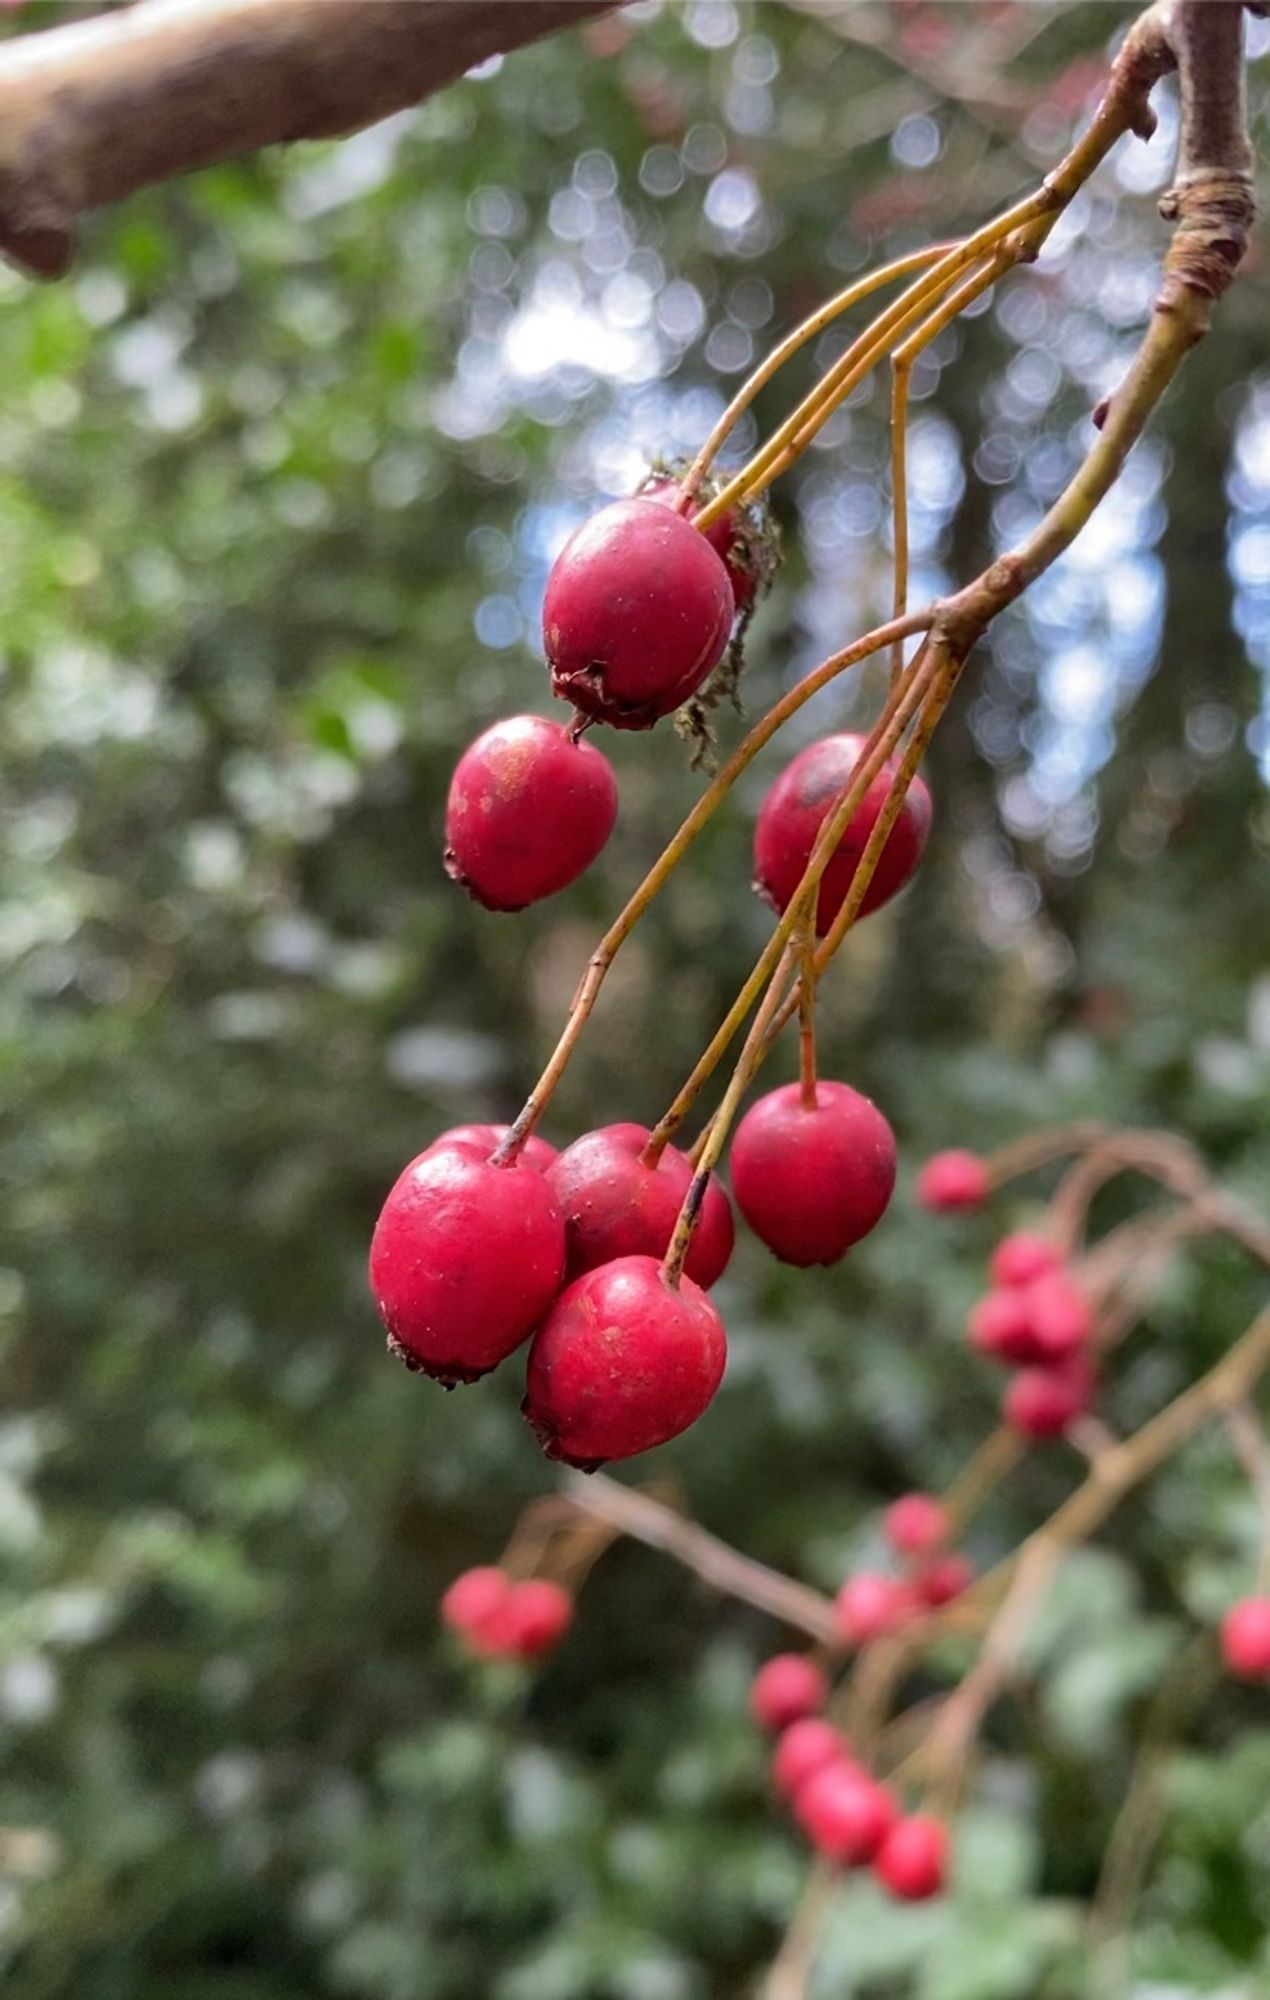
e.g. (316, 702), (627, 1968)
(0, 3), (1269, 1996)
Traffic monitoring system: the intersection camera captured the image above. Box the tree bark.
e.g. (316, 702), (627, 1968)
(0, 0), (614, 279)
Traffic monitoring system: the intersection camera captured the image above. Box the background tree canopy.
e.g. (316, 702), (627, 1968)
(1, 3), (1269, 1996)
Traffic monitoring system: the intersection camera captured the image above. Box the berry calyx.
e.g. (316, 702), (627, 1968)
(431, 1124), (559, 1174)
(444, 714), (618, 911)
(1220, 1596), (1270, 1679)
(642, 474), (763, 612)
(990, 1230), (1064, 1290)
(1003, 1356), (1095, 1439)
(771, 1718), (849, 1799)
(500, 1579), (574, 1660)
(796, 1766), (898, 1866)
(750, 1653), (828, 1734)
(542, 497), (734, 729)
(369, 1143), (565, 1384)
(873, 1815), (949, 1900)
(915, 1553), (976, 1609)
(915, 1149), (991, 1213)
(730, 1080), (896, 1267)
(440, 1566), (511, 1646)
(883, 1493), (948, 1559)
(547, 1123), (734, 1288)
(752, 733), (933, 935)
(834, 1573), (915, 1647)
(522, 1254), (727, 1468)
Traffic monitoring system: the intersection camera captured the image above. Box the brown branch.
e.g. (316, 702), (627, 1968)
(558, 1470), (838, 1644)
(0, 0), (613, 278)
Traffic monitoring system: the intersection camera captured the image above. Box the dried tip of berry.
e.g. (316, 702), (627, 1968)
(519, 1395), (605, 1474)
(386, 1332), (484, 1388)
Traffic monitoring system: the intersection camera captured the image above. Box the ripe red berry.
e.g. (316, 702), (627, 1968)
(547, 1123), (734, 1288)
(916, 1553), (976, 1609)
(990, 1231), (1064, 1290)
(542, 497), (734, 728)
(967, 1287), (1042, 1366)
(752, 733), (933, 935)
(1220, 1596), (1270, 1679)
(914, 1149), (991, 1213)
(643, 474), (760, 612)
(796, 1766), (898, 1866)
(443, 714), (618, 911)
(771, 1718), (849, 1799)
(874, 1815), (949, 1900)
(750, 1654), (828, 1734)
(1003, 1356), (1094, 1439)
(883, 1494), (948, 1559)
(834, 1573), (915, 1648)
(432, 1124), (559, 1174)
(1024, 1272), (1093, 1360)
(369, 1143), (565, 1384)
(522, 1254), (727, 1468)
(730, 1081), (896, 1267)
(500, 1579), (574, 1660)
(440, 1566), (511, 1644)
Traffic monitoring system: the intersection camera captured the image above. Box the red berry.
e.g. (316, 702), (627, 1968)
(967, 1287), (1042, 1366)
(796, 1766), (899, 1866)
(752, 733), (933, 935)
(1003, 1356), (1094, 1439)
(1024, 1272), (1093, 1360)
(874, 1815), (948, 1900)
(915, 1149), (990, 1213)
(542, 497), (734, 729)
(440, 1566), (511, 1642)
(522, 1254), (727, 1468)
(500, 1579), (574, 1660)
(771, 1718), (849, 1799)
(990, 1231), (1064, 1289)
(750, 1654), (828, 1734)
(1220, 1596), (1270, 1679)
(730, 1081), (896, 1267)
(369, 1143), (565, 1384)
(883, 1494), (948, 1559)
(431, 1124), (558, 1174)
(834, 1573), (915, 1647)
(916, 1553), (976, 1609)
(643, 474), (759, 612)
(443, 714), (618, 911)
(547, 1123), (734, 1288)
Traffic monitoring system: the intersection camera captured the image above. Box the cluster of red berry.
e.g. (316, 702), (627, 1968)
(440, 1565), (574, 1662)
(369, 480), (933, 1468)
(752, 1654), (946, 1901)
(917, 1158), (1096, 1443)
(835, 1493), (974, 1645)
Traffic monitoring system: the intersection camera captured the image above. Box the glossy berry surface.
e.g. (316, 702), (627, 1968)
(500, 1580), (574, 1660)
(369, 1143), (565, 1384)
(1220, 1596), (1270, 1679)
(643, 474), (760, 612)
(874, 1815), (948, 1900)
(523, 1254), (727, 1468)
(884, 1493), (948, 1559)
(752, 732), (933, 934)
(543, 497), (734, 729)
(1003, 1356), (1094, 1439)
(750, 1654), (828, 1734)
(834, 1573), (914, 1647)
(444, 714), (618, 911)
(796, 1766), (898, 1866)
(914, 1149), (991, 1213)
(547, 1122), (733, 1288)
(990, 1230), (1064, 1289)
(731, 1081), (896, 1267)
(771, 1718), (848, 1799)
(431, 1124), (559, 1174)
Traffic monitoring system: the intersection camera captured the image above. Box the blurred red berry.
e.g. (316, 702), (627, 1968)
(883, 1493), (948, 1559)
(750, 1654), (829, 1733)
(834, 1573), (915, 1647)
(1025, 1272), (1093, 1360)
(1003, 1356), (1094, 1439)
(990, 1230), (1063, 1289)
(771, 1718), (848, 1799)
(916, 1553), (976, 1609)
(915, 1150), (990, 1213)
(874, 1815), (949, 1900)
(967, 1287), (1042, 1365)
(795, 1765), (898, 1865)
(1220, 1596), (1270, 1679)
(500, 1580), (574, 1660)
(440, 1566), (510, 1644)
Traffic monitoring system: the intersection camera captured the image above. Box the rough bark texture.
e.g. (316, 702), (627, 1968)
(0, 0), (614, 278)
